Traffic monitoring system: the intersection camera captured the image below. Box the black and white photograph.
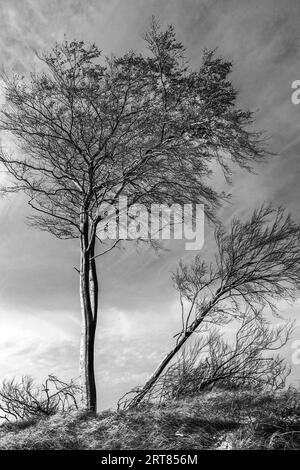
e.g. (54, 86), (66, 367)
(0, 0), (299, 455)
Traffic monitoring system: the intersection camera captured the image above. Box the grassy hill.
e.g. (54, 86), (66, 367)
(0, 388), (299, 450)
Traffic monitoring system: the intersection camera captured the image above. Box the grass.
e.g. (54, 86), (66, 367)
(0, 388), (299, 450)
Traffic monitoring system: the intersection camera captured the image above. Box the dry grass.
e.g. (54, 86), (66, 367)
(0, 388), (299, 450)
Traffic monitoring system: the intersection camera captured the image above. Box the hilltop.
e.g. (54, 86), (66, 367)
(0, 388), (299, 450)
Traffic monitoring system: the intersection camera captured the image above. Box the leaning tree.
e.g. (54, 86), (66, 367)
(147, 313), (293, 404)
(118, 311), (292, 407)
(0, 20), (266, 412)
(124, 206), (300, 408)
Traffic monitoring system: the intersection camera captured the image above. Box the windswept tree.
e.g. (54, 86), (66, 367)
(0, 20), (266, 412)
(131, 313), (292, 406)
(126, 206), (300, 407)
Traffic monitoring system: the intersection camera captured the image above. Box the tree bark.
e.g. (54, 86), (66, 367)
(79, 217), (98, 413)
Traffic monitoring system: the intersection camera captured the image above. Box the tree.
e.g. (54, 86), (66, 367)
(0, 20), (266, 412)
(0, 375), (80, 422)
(125, 206), (300, 407)
(138, 313), (292, 405)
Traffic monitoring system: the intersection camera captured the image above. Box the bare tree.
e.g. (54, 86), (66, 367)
(126, 205), (300, 407)
(0, 20), (266, 412)
(119, 313), (292, 408)
(158, 314), (292, 403)
(0, 375), (80, 422)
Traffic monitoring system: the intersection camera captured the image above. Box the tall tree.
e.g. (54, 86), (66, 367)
(125, 206), (300, 408)
(0, 20), (266, 412)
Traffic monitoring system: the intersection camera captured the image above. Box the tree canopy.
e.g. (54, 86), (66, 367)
(0, 21), (266, 243)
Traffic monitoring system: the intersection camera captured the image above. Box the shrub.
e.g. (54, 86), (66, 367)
(0, 375), (81, 422)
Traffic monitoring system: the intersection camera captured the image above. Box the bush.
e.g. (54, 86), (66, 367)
(0, 375), (81, 422)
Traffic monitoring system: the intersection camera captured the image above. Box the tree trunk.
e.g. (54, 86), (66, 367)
(79, 222), (98, 413)
(128, 294), (223, 408)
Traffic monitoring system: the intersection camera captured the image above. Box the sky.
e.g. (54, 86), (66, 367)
(0, 0), (299, 409)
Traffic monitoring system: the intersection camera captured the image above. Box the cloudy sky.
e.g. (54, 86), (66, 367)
(0, 0), (299, 409)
